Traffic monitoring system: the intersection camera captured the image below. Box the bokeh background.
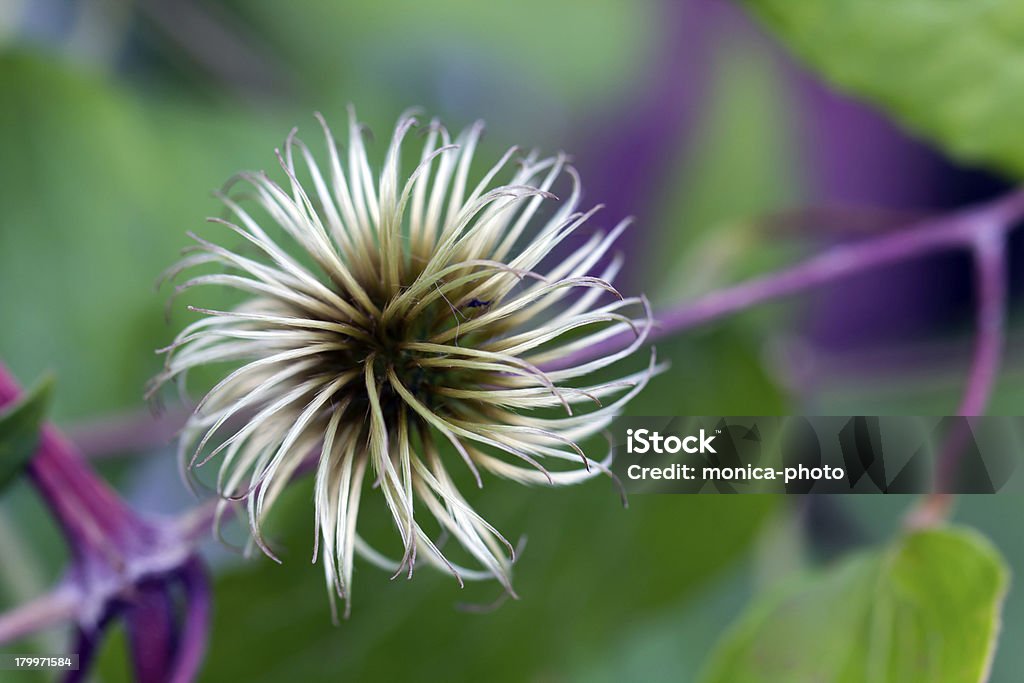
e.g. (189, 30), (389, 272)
(1, 1), (1022, 681)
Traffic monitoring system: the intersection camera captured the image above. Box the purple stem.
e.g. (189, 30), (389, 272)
(924, 227), (1009, 504)
(0, 587), (77, 644)
(552, 189), (1024, 375)
(958, 230), (1007, 417)
(66, 405), (190, 460)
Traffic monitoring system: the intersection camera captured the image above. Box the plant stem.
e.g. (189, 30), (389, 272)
(65, 405), (190, 460)
(556, 189), (1024, 370)
(911, 223), (1009, 526)
(957, 228), (1008, 418)
(0, 587), (77, 644)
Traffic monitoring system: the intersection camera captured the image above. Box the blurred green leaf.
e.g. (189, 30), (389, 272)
(700, 526), (1009, 683)
(741, 0), (1024, 177)
(0, 374), (53, 492)
(650, 35), (801, 300)
(0, 52), (286, 419)
(232, 0), (648, 129)
(173, 482), (774, 683)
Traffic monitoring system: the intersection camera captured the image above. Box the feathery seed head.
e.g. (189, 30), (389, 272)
(154, 108), (660, 616)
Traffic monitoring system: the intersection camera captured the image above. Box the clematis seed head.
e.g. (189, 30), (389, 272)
(153, 107), (661, 617)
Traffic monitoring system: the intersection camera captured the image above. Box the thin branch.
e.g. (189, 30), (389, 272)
(65, 406), (189, 460)
(548, 189), (1024, 371)
(0, 586), (77, 645)
(957, 228), (1008, 417)
(912, 224), (1010, 526)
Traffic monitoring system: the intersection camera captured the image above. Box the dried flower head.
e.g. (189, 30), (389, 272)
(153, 108), (659, 616)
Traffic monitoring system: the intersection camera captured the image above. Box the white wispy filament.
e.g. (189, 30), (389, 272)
(154, 108), (660, 617)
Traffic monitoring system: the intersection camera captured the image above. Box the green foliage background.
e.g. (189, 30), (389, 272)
(0, 1), (1021, 681)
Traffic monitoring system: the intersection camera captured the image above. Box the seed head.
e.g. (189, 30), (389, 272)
(154, 108), (660, 616)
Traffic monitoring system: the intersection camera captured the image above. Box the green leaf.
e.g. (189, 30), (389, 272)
(700, 526), (1009, 683)
(0, 52), (284, 419)
(740, 0), (1024, 177)
(0, 374), (54, 491)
